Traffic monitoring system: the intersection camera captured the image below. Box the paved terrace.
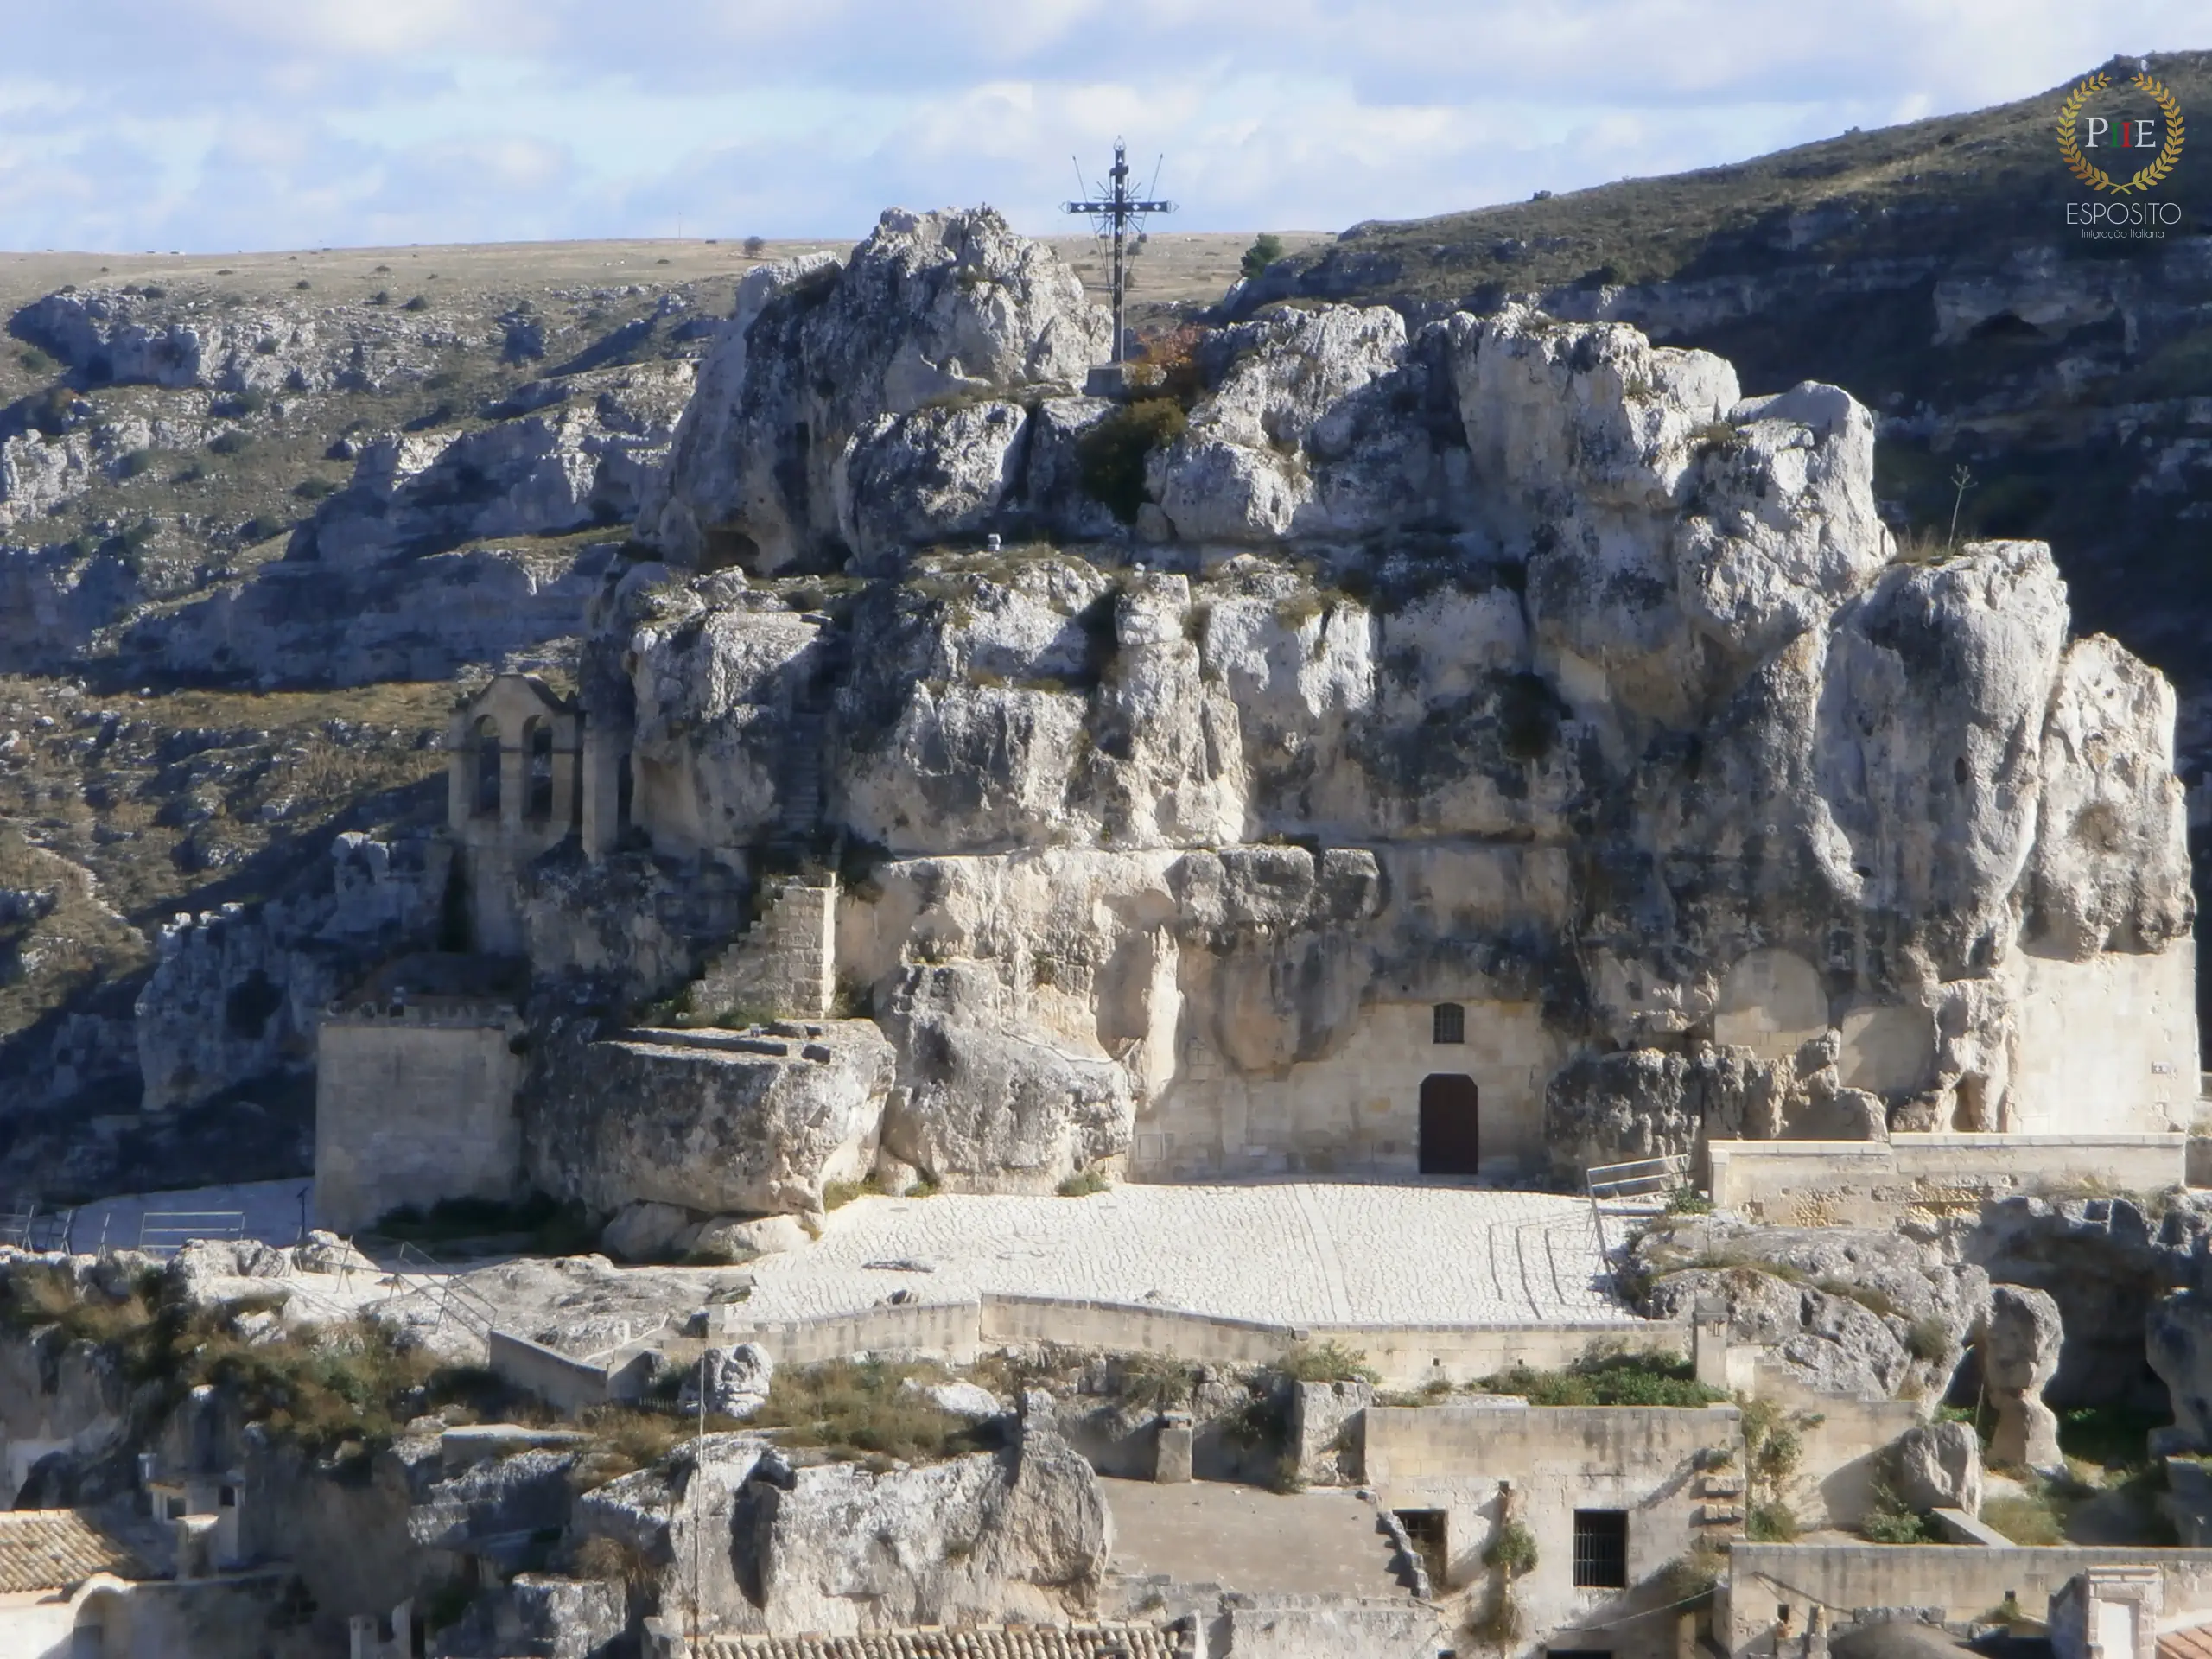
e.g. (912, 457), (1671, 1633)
(743, 1182), (1627, 1327)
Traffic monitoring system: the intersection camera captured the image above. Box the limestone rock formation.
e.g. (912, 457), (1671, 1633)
(2148, 1289), (2212, 1453)
(640, 209), (1109, 573)
(585, 223), (2195, 1189)
(296, 362), (691, 567)
(1631, 1217), (1986, 1399)
(576, 1414), (1109, 1637)
(680, 1344), (774, 1421)
(1890, 1419), (1984, 1516)
(529, 1020), (894, 1219)
(1984, 1283), (2065, 1472)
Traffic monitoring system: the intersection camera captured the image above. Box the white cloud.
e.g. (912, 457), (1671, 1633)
(3, 0), (2207, 251)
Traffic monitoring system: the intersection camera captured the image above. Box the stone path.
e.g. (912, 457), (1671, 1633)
(742, 1182), (1626, 1327)
(1102, 1478), (1410, 1599)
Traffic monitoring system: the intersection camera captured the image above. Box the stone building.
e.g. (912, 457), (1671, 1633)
(1364, 1398), (1741, 1655)
(313, 957), (524, 1235)
(446, 674), (582, 954)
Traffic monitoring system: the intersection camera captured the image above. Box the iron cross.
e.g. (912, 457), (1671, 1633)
(1064, 139), (1175, 364)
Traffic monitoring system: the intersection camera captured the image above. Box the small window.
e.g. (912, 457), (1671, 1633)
(474, 716), (501, 817)
(1395, 1509), (1447, 1588)
(1572, 1509), (1628, 1589)
(1433, 1002), (1465, 1045)
(525, 721), (555, 820)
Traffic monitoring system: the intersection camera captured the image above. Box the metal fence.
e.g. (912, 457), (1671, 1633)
(1584, 1152), (1692, 1299)
(136, 1211), (247, 1259)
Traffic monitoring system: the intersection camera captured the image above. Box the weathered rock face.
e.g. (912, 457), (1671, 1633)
(136, 831), (451, 1113)
(1966, 1194), (2212, 1409)
(2147, 1289), (2212, 1454)
(575, 212), (2200, 1186)
(297, 363), (692, 567)
(1631, 1216), (1986, 1399)
(1890, 1419), (1984, 1516)
(681, 1343), (773, 1421)
(577, 1416), (1109, 1637)
(527, 1020), (894, 1219)
(877, 961), (1135, 1192)
(1984, 1282), (2065, 1472)
(641, 210), (1109, 574)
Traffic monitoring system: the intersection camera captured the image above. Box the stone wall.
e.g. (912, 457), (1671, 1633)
(1365, 1399), (1737, 1651)
(2004, 941), (2200, 1134)
(1720, 1547), (2212, 1658)
(486, 1330), (652, 1414)
(1707, 1134), (2187, 1227)
(312, 1003), (524, 1234)
(702, 1292), (1684, 1389)
(1135, 997), (1558, 1180)
(694, 883), (836, 1021)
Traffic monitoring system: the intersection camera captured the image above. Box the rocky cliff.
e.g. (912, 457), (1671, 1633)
(1230, 48), (2212, 1038)
(512, 206), (2195, 1201)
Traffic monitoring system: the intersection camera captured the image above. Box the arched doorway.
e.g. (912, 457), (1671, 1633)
(1419, 1074), (1481, 1175)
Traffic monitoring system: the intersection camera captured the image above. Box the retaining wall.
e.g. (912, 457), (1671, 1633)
(1722, 1547), (2212, 1656)
(1707, 1135), (2186, 1226)
(707, 1291), (1683, 1387)
(486, 1330), (651, 1414)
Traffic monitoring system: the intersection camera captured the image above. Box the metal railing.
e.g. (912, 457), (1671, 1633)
(136, 1211), (246, 1259)
(1584, 1153), (1693, 1301)
(378, 1241), (497, 1344)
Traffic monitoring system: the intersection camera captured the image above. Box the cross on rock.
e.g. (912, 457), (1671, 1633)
(1064, 139), (1175, 364)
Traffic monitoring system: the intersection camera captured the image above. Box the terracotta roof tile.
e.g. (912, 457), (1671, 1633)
(703, 1627), (1179, 1659)
(2158, 1626), (2212, 1659)
(0, 1510), (150, 1594)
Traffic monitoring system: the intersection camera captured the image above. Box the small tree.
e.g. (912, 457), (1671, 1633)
(742, 235), (766, 257)
(1240, 232), (1285, 281)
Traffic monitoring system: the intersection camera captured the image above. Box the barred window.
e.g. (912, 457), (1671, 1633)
(1432, 1002), (1465, 1045)
(1572, 1510), (1628, 1589)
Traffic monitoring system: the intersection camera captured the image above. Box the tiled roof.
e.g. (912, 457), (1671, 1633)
(2159, 1626), (2212, 1659)
(702, 1626), (1181, 1659)
(0, 1510), (149, 1594)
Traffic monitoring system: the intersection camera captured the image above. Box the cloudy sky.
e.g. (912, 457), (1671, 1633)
(3, 1), (2204, 253)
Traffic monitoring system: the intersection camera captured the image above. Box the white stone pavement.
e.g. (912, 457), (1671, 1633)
(34, 1177), (1629, 1333)
(741, 1182), (1629, 1327)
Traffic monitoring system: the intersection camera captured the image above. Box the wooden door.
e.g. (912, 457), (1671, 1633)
(1419, 1074), (1481, 1175)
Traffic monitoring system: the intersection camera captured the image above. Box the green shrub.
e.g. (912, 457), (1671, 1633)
(115, 448), (153, 480)
(403, 295), (429, 312)
(1860, 1479), (1933, 1544)
(1661, 1539), (1727, 1602)
(1746, 1502), (1799, 1541)
(1240, 232), (1285, 281)
(1282, 1340), (1380, 1385)
(749, 1357), (983, 1466)
(1983, 1488), (2067, 1545)
(208, 430), (251, 456)
(1116, 1351), (1200, 1412)
(1904, 1316), (1952, 1362)
(294, 477), (340, 501)
(1665, 1185), (1714, 1215)
(1057, 1168), (1110, 1198)
(822, 1175), (883, 1211)
(1482, 1519), (1538, 1576)
(1480, 1351), (1722, 1408)
(1076, 397), (1185, 523)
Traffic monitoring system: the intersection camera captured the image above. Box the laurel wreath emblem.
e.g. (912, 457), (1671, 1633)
(2058, 71), (2186, 194)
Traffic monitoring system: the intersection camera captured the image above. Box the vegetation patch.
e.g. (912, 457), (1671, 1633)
(1479, 1350), (1722, 1408)
(1281, 1339), (1380, 1385)
(1076, 397), (1186, 524)
(749, 1357), (988, 1468)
